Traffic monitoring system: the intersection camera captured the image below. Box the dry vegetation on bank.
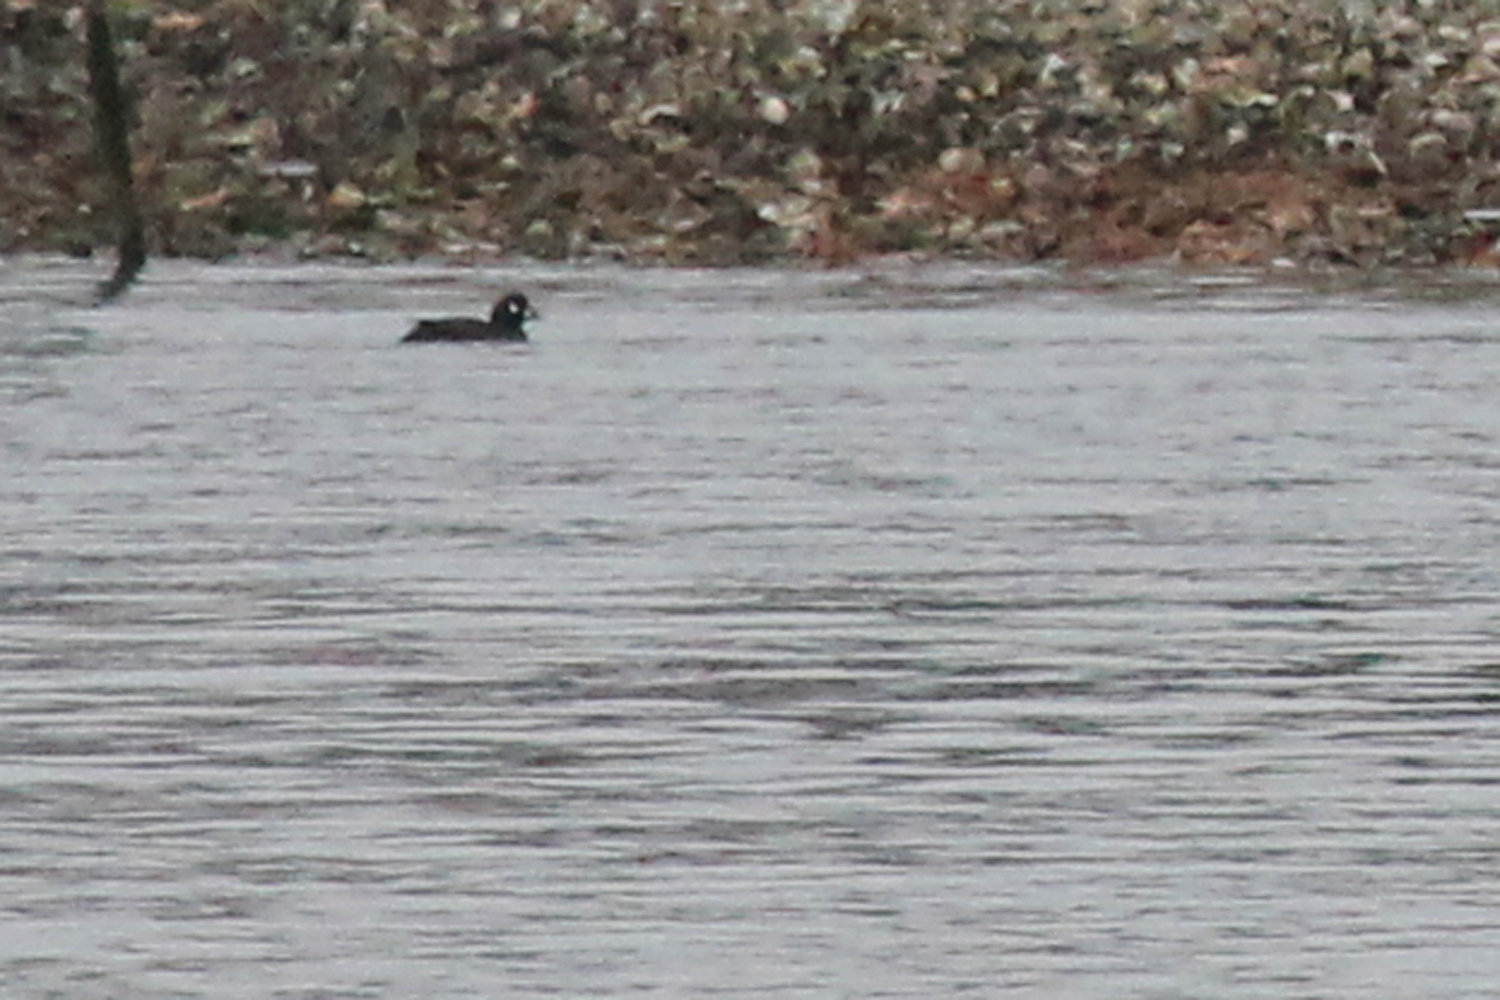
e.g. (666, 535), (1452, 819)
(7, 0), (1500, 266)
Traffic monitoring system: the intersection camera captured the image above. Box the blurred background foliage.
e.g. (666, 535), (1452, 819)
(4, 0), (1500, 264)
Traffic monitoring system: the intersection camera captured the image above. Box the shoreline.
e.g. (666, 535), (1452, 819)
(5, 1), (1500, 269)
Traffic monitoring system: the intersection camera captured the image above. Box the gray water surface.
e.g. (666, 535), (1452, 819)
(4, 258), (1500, 998)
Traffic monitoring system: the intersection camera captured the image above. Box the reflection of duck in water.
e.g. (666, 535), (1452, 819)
(400, 292), (537, 343)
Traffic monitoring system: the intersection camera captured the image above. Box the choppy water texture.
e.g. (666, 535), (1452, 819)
(4, 257), (1500, 999)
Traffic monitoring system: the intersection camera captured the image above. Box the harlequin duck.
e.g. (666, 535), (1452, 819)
(401, 292), (537, 343)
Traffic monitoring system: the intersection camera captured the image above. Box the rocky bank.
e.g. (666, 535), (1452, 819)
(6, 0), (1500, 267)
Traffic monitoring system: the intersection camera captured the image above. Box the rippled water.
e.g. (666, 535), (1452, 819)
(4, 257), (1500, 998)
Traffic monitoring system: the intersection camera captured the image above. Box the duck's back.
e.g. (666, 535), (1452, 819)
(401, 317), (499, 343)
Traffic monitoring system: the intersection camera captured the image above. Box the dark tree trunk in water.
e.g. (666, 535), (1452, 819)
(86, 0), (146, 302)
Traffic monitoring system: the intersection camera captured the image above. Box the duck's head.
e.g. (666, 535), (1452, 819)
(492, 292), (539, 328)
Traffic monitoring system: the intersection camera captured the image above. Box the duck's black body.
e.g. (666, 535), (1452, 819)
(401, 292), (537, 343)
